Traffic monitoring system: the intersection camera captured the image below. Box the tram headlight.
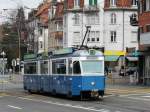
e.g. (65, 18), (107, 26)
(91, 82), (95, 86)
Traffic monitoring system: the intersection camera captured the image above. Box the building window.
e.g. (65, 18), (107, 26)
(91, 38), (95, 42)
(89, 0), (97, 6)
(74, 14), (80, 25)
(74, 0), (80, 8)
(110, 13), (116, 24)
(143, 0), (150, 12)
(40, 41), (43, 48)
(73, 32), (80, 44)
(132, 0), (138, 6)
(39, 29), (42, 35)
(87, 14), (99, 25)
(64, 15), (67, 27)
(110, 31), (116, 42)
(131, 31), (137, 42)
(146, 0), (150, 11)
(110, 0), (116, 6)
(97, 38), (99, 42)
(140, 27), (144, 33)
(130, 13), (138, 26)
(88, 31), (100, 42)
(146, 25), (150, 32)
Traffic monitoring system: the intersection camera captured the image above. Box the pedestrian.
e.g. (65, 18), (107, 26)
(119, 66), (124, 76)
(105, 66), (109, 76)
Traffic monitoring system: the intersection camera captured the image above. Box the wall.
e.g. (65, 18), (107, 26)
(104, 10), (138, 51)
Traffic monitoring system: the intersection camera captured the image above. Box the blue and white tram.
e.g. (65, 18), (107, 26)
(23, 48), (105, 98)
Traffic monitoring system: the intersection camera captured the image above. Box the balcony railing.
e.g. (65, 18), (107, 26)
(83, 5), (99, 12)
(64, 5), (99, 12)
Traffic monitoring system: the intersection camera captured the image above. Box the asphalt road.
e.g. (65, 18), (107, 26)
(0, 77), (150, 112)
(0, 91), (150, 112)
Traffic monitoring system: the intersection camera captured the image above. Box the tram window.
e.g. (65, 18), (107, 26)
(24, 62), (37, 74)
(52, 59), (66, 74)
(40, 61), (48, 74)
(81, 60), (103, 74)
(73, 61), (81, 74)
(68, 59), (72, 74)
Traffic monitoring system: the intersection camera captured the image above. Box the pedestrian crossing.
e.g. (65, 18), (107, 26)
(120, 93), (150, 102)
(106, 88), (150, 95)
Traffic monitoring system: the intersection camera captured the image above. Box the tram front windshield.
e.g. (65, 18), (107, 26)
(81, 60), (103, 74)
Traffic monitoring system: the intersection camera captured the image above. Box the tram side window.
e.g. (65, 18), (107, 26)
(40, 61), (48, 74)
(73, 61), (81, 74)
(68, 59), (72, 74)
(52, 59), (66, 74)
(24, 62), (37, 74)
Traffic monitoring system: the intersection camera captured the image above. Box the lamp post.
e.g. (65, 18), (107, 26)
(1, 51), (6, 91)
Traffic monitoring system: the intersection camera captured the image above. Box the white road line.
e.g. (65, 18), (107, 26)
(141, 96), (150, 98)
(18, 97), (110, 112)
(8, 105), (22, 110)
(103, 95), (116, 98)
(120, 93), (150, 97)
(126, 97), (150, 102)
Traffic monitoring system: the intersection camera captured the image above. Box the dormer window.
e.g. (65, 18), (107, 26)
(132, 0), (138, 6)
(146, 0), (150, 11)
(74, 0), (80, 8)
(110, 0), (116, 6)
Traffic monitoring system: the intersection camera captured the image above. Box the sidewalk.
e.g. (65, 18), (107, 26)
(106, 80), (150, 95)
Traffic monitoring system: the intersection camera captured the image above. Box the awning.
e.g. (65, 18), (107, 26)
(126, 57), (138, 61)
(105, 56), (120, 61)
(104, 50), (126, 56)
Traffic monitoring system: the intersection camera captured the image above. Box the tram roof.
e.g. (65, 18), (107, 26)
(24, 48), (104, 60)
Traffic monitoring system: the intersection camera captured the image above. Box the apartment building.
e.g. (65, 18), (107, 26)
(104, 0), (139, 73)
(139, 0), (150, 85)
(63, 0), (104, 48)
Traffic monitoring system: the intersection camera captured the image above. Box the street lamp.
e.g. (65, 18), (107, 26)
(1, 51), (6, 91)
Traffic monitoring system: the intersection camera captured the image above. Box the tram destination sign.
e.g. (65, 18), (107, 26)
(53, 48), (73, 55)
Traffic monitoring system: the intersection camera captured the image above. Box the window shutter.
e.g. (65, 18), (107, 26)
(89, 0), (93, 5)
(94, 0), (97, 5)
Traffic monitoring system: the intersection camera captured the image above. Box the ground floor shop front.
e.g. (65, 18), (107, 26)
(104, 50), (140, 85)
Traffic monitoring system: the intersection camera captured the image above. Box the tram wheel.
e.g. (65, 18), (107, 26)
(28, 89), (33, 93)
(52, 89), (56, 95)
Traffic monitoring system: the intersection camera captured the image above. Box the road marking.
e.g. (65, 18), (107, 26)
(141, 96), (150, 98)
(8, 105), (22, 110)
(103, 94), (116, 98)
(120, 93), (150, 97)
(125, 97), (150, 102)
(18, 97), (111, 112)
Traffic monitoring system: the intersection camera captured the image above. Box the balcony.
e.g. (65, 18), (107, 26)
(83, 5), (99, 12)
(140, 32), (150, 46)
(64, 5), (99, 13)
(54, 31), (63, 39)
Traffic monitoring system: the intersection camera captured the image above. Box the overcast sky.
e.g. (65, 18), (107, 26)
(0, 0), (43, 10)
(0, 0), (43, 23)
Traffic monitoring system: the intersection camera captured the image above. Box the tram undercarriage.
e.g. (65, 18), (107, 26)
(80, 90), (104, 100)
